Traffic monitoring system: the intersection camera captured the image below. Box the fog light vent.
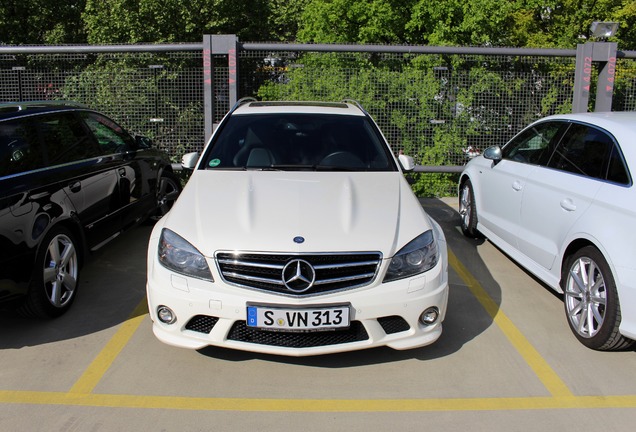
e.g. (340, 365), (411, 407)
(185, 315), (219, 334)
(419, 307), (439, 326)
(378, 316), (410, 334)
(157, 306), (177, 324)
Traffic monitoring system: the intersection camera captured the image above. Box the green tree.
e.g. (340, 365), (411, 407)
(297, 0), (636, 49)
(269, 0), (311, 41)
(298, 0), (417, 43)
(83, 0), (271, 43)
(0, 0), (86, 44)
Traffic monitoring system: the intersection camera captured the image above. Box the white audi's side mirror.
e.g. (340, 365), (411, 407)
(181, 152), (200, 169)
(398, 153), (415, 172)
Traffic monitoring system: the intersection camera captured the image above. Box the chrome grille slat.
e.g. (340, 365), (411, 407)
(313, 260), (379, 270)
(313, 272), (376, 285)
(215, 251), (382, 296)
(217, 259), (285, 270)
(223, 271), (285, 286)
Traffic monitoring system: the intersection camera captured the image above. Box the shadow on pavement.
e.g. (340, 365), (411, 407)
(0, 224), (153, 349)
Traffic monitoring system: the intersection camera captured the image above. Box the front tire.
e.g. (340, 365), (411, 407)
(562, 246), (634, 351)
(20, 226), (80, 318)
(459, 179), (479, 237)
(151, 172), (181, 221)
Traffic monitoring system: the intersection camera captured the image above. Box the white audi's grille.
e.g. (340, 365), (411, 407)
(215, 252), (382, 296)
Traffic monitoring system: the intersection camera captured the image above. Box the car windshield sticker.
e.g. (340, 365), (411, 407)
(209, 158), (221, 167)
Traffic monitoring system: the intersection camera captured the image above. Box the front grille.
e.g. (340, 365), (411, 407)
(227, 321), (369, 348)
(378, 316), (411, 334)
(185, 315), (219, 334)
(216, 252), (382, 296)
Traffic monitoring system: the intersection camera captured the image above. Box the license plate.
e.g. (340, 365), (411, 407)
(246, 304), (350, 331)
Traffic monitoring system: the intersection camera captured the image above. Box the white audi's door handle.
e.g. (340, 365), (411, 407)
(512, 180), (523, 191)
(560, 198), (577, 212)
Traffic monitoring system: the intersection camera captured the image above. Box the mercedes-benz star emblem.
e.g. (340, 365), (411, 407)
(282, 259), (316, 293)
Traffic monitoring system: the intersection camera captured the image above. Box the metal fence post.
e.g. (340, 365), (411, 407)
(572, 42), (618, 113)
(202, 34), (239, 143)
(12, 66), (25, 101)
(594, 42), (618, 112)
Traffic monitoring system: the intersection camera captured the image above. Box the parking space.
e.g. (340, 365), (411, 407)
(2, 198), (636, 431)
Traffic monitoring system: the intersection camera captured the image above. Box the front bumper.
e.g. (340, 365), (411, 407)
(146, 230), (449, 357)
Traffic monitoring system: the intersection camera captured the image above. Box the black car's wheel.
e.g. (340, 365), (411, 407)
(562, 246), (634, 351)
(20, 226), (80, 318)
(151, 172), (181, 221)
(459, 179), (479, 237)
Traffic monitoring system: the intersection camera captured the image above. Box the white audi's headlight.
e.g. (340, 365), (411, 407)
(158, 228), (213, 281)
(383, 230), (439, 282)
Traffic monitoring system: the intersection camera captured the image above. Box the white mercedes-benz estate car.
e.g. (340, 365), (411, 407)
(459, 112), (636, 351)
(146, 99), (449, 356)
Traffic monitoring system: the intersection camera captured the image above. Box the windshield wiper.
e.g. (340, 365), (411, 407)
(269, 164), (317, 171)
(314, 165), (361, 171)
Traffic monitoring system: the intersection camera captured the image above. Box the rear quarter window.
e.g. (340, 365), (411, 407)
(547, 122), (629, 184)
(0, 118), (44, 177)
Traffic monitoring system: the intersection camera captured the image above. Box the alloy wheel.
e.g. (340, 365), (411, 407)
(42, 233), (79, 308)
(564, 255), (607, 338)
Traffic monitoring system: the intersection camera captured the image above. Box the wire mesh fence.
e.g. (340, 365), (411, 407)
(2, 45), (636, 195)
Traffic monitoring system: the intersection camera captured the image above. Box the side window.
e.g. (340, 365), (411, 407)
(39, 113), (98, 165)
(502, 121), (562, 166)
(0, 119), (45, 176)
(547, 123), (614, 180)
(82, 112), (135, 154)
(607, 145), (630, 185)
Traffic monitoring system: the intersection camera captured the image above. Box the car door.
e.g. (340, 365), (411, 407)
(37, 112), (124, 249)
(0, 117), (48, 294)
(80, 112), (156, 230)
(477, 121), (563, 249)
(517, 122), (609, 270)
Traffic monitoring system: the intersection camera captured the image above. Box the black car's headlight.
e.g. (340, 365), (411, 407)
(383, 230), (439, 282)
(158, 228), (213, 281)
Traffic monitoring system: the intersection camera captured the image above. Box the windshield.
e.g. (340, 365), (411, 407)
(201, 113), (397, 171)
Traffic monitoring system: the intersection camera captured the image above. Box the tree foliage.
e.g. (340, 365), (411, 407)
(2, 0), (635, 49)
(0, 0), (86, 44)
(82, 0), (272, 43)
(298, 0), (636, 49)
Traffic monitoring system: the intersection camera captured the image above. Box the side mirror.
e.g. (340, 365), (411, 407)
(135, 135), (154, 149)
(398, 153), (415, 172)
(181, 152), (199, 170)
(483, 146), (502, 163)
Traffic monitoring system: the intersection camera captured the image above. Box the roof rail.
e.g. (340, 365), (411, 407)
(342, 99), (368, 115)
(230, 97), (257, 112)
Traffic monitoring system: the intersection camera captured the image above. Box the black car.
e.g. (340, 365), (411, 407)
(0, 101), (181, 318)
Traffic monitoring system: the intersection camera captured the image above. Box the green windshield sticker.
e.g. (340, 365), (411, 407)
(209, 159), (221, 167)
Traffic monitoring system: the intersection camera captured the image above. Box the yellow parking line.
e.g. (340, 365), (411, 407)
(448, 248), (574, 398)
(2, 390), (636, 412)
(68, 299), (148, 394)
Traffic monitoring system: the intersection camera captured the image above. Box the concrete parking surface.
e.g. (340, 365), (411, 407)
(1, 198), (636, 431)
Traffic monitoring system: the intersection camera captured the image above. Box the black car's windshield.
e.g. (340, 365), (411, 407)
(201, 113), (397, 171)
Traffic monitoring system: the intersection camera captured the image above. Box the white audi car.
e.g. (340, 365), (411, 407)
(459, 112), (636, 351)
(146, 99), (448, 356)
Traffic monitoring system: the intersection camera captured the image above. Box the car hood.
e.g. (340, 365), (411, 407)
(163, 171), (431, 257)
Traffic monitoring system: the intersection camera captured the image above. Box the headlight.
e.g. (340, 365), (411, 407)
(383, 230), (439, 282)
(158, 228), (213, 281)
